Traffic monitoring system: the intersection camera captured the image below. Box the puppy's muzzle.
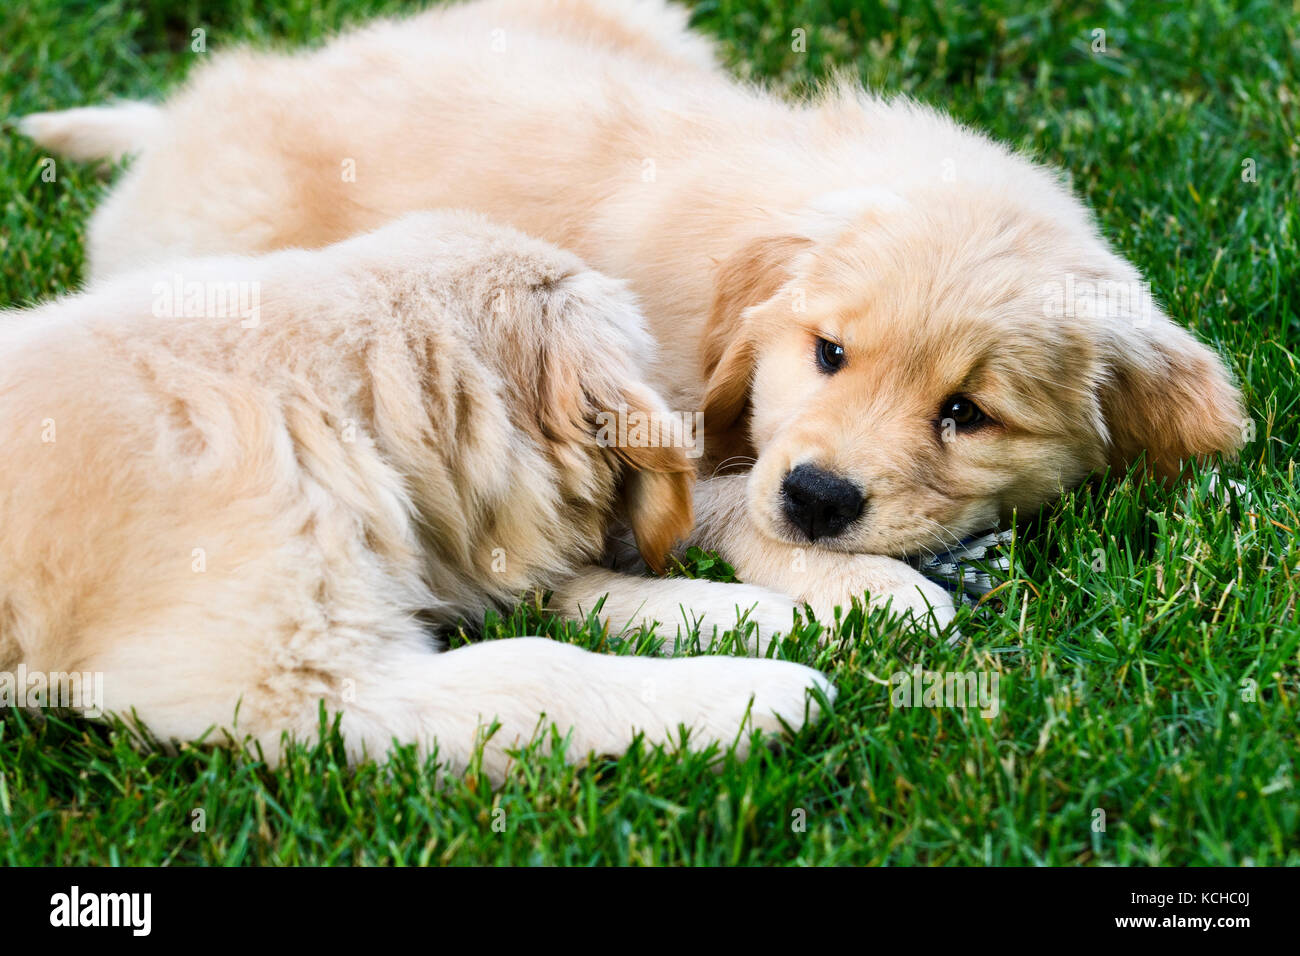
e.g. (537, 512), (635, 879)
(781, 464), (864, 541)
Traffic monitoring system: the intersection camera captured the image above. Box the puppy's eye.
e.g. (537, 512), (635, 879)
(815, 337), (846, 374)
(940, 395), (987, 429)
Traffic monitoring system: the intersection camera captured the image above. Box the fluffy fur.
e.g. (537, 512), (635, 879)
(20, 0), (1244, 626)
(0, 211), (829, 778)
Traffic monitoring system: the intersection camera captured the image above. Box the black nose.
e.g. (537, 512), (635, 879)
(781, 464), (864, 541)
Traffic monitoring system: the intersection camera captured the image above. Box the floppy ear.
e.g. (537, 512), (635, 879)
(1099, 322), (1245, 480)
(701, 234), (812, 465)
(620, 463), (694, 574)
(608, 383), (695, 574)
(534, 354), (694, 573)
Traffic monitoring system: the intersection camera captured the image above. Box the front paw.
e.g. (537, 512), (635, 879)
(715, 583), (800, 641)
(792, 554), (957, 634)
(662, 656), (835, 748)
(666, 581), (800, 653)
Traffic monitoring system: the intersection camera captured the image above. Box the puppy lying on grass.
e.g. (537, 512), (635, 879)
(0, 211), (830, 780)
(21, 0), (1244, 634)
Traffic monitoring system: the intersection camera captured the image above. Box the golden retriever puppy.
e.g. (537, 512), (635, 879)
(0, 210), (830, 780)
(20, 0), (1244, 629)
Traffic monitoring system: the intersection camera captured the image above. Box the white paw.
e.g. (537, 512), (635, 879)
(736, 659), (835, 735)
(710, 583), (800, 640)
(794, 554), (957, 635)
(547, 571), (799, 649)
(876, 571), (958, 630)
(620, 577), (799, 647)
(661, 656), (834, 747)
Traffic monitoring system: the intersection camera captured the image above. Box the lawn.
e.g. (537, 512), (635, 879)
(0, 0), (1296, 865)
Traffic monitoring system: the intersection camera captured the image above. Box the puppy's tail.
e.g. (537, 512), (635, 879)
(16, 101), (163, 162)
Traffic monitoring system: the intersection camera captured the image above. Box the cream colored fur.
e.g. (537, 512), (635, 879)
(0, 211), (830, 778)
(21, 0), (1243, 630)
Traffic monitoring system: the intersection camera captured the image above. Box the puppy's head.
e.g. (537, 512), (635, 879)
(345, 211), (693, 574)
(702, 179), (1244, 558)
(496, 254), (694, 573)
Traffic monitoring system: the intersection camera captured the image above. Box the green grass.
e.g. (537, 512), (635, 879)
(1, 0), (1297, 865)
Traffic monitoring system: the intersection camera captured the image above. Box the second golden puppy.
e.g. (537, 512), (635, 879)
(0, 211), (829, 780)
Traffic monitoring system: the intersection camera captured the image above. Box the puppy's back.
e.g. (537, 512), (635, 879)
(0, 212), (691, 677)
